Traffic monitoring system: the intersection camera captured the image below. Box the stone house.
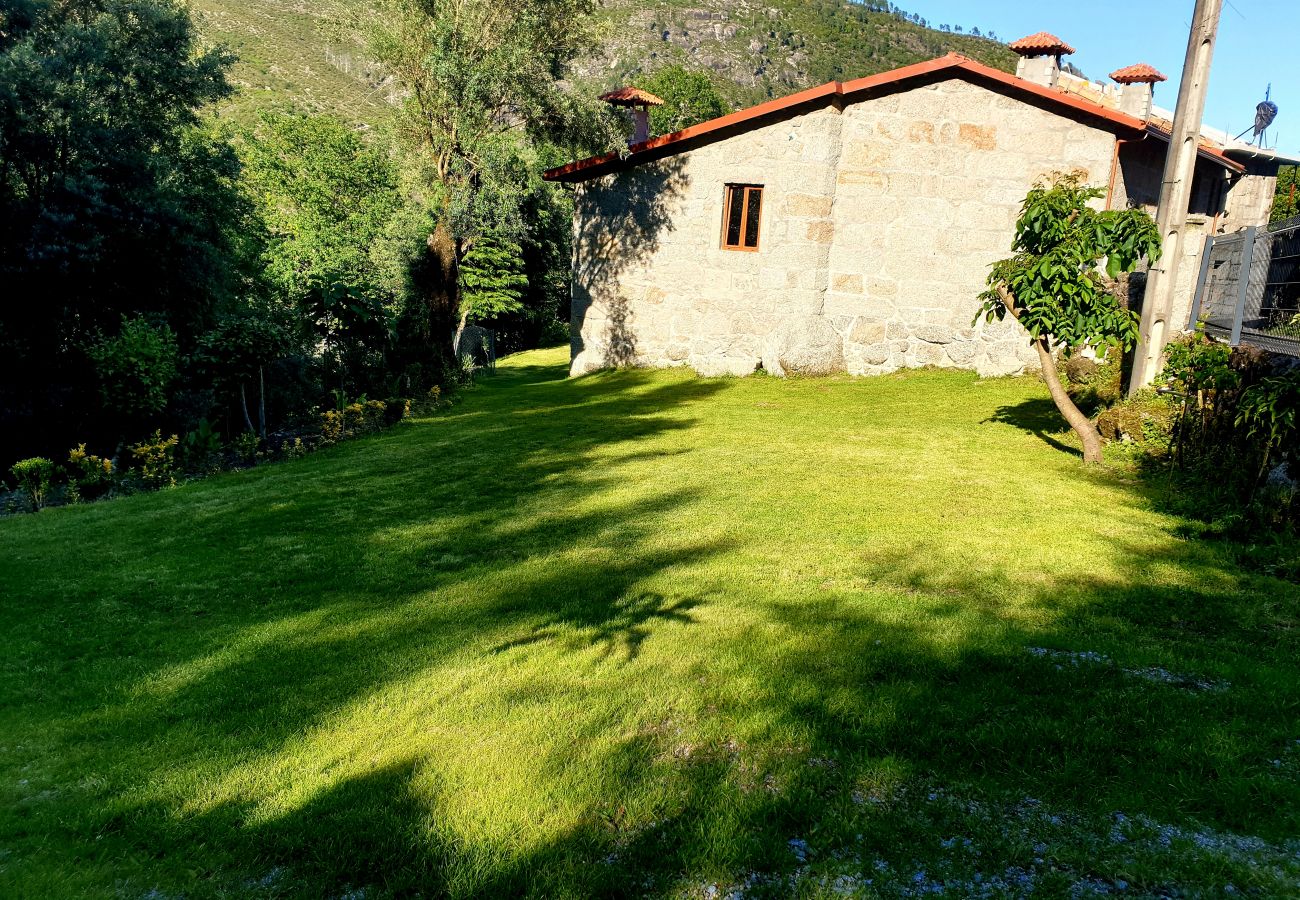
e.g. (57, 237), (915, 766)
(544, 35), (1298, 378)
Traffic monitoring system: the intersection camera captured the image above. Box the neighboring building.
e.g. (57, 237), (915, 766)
(545, 36), (1300, 378)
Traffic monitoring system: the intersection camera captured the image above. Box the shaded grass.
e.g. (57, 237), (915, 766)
(1, 348), (1297, 897)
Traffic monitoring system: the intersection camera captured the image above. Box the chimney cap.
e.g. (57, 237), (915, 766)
(1109, 63), (1168, 85)
(1008, 32), (1076, 56)
(599, 87), (664, 108)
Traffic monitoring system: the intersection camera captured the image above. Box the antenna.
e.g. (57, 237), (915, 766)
(1235, 83), (1278, 146)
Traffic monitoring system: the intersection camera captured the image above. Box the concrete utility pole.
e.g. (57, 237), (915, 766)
(1128, 0), (1224, 394)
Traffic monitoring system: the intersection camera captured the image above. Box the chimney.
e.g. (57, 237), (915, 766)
(1008, 32), (1076, 89)
(599, 86), (665, 147)
(1110, 63), (1168, 121)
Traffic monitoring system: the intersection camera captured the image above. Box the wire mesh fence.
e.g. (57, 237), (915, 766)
(1191, 217), (1300, 357)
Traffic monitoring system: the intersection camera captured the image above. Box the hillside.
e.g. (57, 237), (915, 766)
(192, 0), (1018, 123)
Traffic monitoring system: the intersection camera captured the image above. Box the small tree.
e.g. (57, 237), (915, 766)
(977, 173), (1161, 464)
(641, 65), (729, 136)
(458, 234), (528, 332)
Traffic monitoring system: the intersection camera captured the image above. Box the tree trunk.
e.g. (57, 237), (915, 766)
(1033, 337), (1104, 464)
(239, 383), (255, 435)
(258, 365), (267, 439)
(428, 224), (462, 354)
(997, 285), (1105, 465)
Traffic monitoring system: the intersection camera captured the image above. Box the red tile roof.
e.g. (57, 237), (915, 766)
(598, 87), (664, 107)
(1008, 32), (1076, 55)
(1109, 63), (1168, 84)
(545, 54), (1145, 183)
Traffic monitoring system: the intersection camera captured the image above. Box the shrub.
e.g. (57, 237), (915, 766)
(384, 397), (412, 425)
(10, 457), (56, 510)
(281, 437), (308, 460)
(1151, 332), (1298, 535)
(67, 444), (114, 502)
(320, 408), (344, 444)
(1237, 368), (1300, 484)
(87, 315), (179, 421)
(180, 419), (223, 474)
(231, 431), (260, 465)
(130, 431), (179, 489)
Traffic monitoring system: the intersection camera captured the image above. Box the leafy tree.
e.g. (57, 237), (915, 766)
(641, 65), (729, 136)
(1272, 166), (1298, 223)
(459, 235), (528, 330)
(0, 0), (242, 462)
(358, 0), (619, 361)
(192, 310), (293, 437)
(86, 316), (179, 428)
(977, 173), (1162, 464)
(235, 112), (403, 396)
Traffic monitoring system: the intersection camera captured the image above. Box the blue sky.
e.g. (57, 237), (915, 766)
(905, 1), (1297, 153)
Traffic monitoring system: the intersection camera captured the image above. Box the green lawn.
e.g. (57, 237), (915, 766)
(2, 347), (1298, 898)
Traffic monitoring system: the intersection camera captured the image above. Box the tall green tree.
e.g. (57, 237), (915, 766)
(641, 65), (729, 136)
(977, 173), (1161, 464)
(235, 112), (404, 395)
(358, 0), (618, 360)
(0, 0), (242, 461)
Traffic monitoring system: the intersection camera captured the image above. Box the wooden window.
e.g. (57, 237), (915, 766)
(722, 184), (763, 251)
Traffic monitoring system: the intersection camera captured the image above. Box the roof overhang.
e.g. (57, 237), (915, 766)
(545, 54), (1148, 183)
(1142, 123), (1247, 174)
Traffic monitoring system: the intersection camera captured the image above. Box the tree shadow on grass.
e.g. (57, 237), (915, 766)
(150, 528), (1297, 897)
(985, 397), (1081, 457)
(4, 359), (1300, 897)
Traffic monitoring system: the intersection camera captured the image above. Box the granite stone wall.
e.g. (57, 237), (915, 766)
(569, 77), (1120, 378)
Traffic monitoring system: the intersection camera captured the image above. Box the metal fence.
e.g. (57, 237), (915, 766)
(1190, 216), (1300, 356)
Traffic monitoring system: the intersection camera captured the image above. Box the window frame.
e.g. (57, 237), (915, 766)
(721, 183), (764, 252)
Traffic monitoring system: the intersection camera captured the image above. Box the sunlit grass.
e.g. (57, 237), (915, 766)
(1, 347), (1297, 897)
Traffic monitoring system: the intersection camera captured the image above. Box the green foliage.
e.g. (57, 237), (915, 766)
(181, 419), (224, 474)
(1153, 333), (1298, 535)
(977, 173), (1162, 353)
(1272, 166), (1298, 224)
(460, 235), (529, 324)
(66, 444), (115, 502)
(641, 64), (729, 135)
(361, 0), (619, 243)
(231, 431), (261, 465)
(86, 316), (180, 421)
(1237, 369), (1300, 466)
(1161, 331), (1238, 395)
(0, 0), (248, 464)
(236, 112), (402, 345)
(130, 431), (180, 489)
(9, 457), (56, 510)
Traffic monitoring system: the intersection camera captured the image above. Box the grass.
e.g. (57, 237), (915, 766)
(1, 347), (1298, 898)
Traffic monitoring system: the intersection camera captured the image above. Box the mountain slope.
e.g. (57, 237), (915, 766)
(192, 0), (1018, 123)
(584, 0), (1017, 107)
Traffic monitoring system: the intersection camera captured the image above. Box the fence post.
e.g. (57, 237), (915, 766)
(1230, 226), (1257, 346)
(1186, 233), (1216, 328)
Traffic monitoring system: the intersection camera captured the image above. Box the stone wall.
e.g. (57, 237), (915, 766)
(570, 76), (1120, 378)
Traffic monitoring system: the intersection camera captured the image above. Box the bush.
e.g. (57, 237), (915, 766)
(384, 398), (412, 426)
(130, 431), (179, 489)
(320, 408), (344, 444)
(1150, 332), (1299, 535)
(180, 419), (223, 475)
(231, 431), (260, 465)
(10, 457), (56, 510)
(87, 316), (179, 421)
(1097, 391), (1177, 448)
(67, 444), (114, 502)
